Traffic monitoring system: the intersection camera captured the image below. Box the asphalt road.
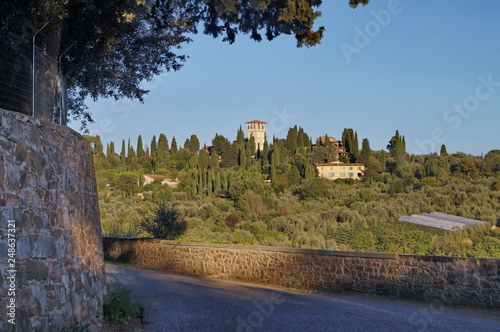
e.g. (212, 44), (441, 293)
(105, 264), (500, 332)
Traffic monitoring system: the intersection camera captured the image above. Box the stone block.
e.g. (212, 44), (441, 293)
(25, 260), (49, 280)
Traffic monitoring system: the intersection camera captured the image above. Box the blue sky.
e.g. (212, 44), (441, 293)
(71, 0), (500, 156)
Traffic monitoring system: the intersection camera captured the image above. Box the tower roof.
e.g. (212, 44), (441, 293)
(246, 120), (266, 124)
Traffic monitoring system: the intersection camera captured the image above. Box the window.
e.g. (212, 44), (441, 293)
(348, 172), (354, 177)
(357, 166), (362, 170)
(340, 172), (346, 177)
(329, 172), (335, 177)
(349, 167), (353, 170)
(340, 167), (345, 170)
(330, 167), (333, 170)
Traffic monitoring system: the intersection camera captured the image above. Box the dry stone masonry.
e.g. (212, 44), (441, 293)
(104, 238), (500, 308)
(0, 109), (105, 331)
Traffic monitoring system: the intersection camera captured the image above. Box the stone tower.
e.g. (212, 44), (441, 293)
(246, 120), (267, 152)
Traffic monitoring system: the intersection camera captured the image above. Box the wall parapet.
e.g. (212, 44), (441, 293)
(103, 237), (500, 308)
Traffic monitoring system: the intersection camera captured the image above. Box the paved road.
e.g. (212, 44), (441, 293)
(105, 264), (500, 332)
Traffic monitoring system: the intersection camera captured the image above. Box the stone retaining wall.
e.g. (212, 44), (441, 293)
(0, 109), (105, 331)
(104, 238), (500, 308)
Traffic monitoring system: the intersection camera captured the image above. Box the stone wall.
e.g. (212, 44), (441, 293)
(104, 238), (500, 308)
(0, 109), (105, 331)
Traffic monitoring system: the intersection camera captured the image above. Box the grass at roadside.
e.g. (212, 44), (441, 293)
(103, 282), (145, 332)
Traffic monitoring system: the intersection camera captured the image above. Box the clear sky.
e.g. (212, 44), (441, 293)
(71, 0), (500, 156)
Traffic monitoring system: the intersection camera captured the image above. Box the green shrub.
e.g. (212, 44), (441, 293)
(103, 282), (142, 327)
(140, 204), (188, 239)
(295, 178), (333, 200)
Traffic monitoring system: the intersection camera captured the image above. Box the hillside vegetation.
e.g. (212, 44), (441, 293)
(87, 127), (500, 258)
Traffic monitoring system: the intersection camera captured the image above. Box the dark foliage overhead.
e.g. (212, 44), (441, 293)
(0, 1), (369, 127)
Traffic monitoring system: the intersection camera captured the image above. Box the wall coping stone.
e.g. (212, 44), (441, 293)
(103, 237), (398, 260)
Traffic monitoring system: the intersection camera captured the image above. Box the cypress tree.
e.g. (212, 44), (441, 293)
(285, 125), (298, 152)
(262, 138), (269, 164)
(239, 145), (247, 170)
(106, 142), (112, 157)
(248, 135), (256, 155)
(199, 148), (208, 171)
(236, 126), (245, 146)
(150, 135), (157, 159)
(341, 128), (350, 152)
(157, 134), (169, 158)
(323, 134), (331, 147)
(388, 130), (405, 157)
(305, 164), (315, 180)
(189, 135), (200, 152)
(353, 131), (359, 155)
(107, 141), (118, 166)
(425, 159), (438, 176)
(270, 151), (278, 181)
(221, 172), (228, 192)
(127, 138), (136, 160)
(120, 139), (126, 163)
(215, 171), (221, 193)
(210, 168), (215, 192)
(207, 169), (213, 195)
(94, 135), (105, 159)
(197, 170), (203, 195)
(137, 135), (145, 159)
(358, 138), (372, 165)
(380, 150), (387, 172)
(202, 169), (207, 192)
(351, 131), (359, 162)
(273, 140), (283, 164)
(297, 127), (305, 148)
(170, 136), (178, 153)
(246, 143), (252, 169)
(138, 169), (144, 186)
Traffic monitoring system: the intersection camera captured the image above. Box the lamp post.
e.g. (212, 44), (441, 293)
(57, 42), (75, 125)
(32, 19), (53, 117)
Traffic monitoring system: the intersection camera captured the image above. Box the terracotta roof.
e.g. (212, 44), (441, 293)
(316, 135), (338, 142)
(316, 163), (365, 167)
(246, 120), (267, 124)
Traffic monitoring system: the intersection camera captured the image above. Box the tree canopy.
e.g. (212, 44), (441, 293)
(0, 0), (369, 127)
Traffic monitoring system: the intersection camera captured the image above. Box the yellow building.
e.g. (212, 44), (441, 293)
(316, 162), (365, 180)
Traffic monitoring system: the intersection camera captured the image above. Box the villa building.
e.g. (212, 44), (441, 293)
(143, 174), (179, 188)
(316, 162), (365, 180)
(315, 135), (349, 159)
